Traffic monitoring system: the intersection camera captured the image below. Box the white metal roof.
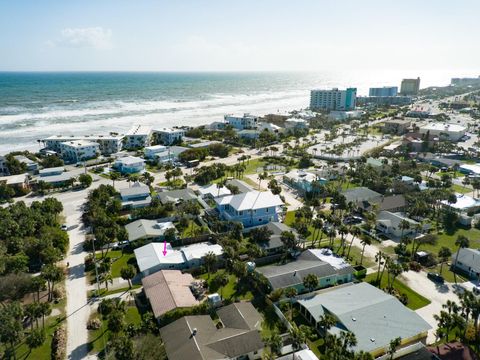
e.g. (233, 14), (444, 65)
(215, 190), (283, 211)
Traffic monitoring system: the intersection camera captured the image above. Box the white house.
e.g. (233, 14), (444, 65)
(124, 125), (152, 149)
(126, 219), (176, 242)
(113, 156), (145, 174)
(153, 128), (185, 145)
(154, 146), (188, 164)
(376, 211), (421, 239)
(144, 145), (167, 160)
(419, 123), (466, 142)
(60, 140), (99, 163)
(258, 122), (283, 134)
(198, 183), (232, 199)
(215, 190), (284, 227)
(451, 248), (480, 280)
(285, 118), (309, 131)
(224, 113), (258, 130)
(134, 242), (223, 276)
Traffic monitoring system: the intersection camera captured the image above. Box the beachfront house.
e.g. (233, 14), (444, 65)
(124, 125), (152, 149)
(285, 118), (309, 131)
(60, 139), (99, 163)
(215, 190), (284, 227)
(13, 155), (38, 173)
(224, 113), (258, 130)
(113, 156), (145, 174)
(296, 282), (431, 358)
(119, 183), (151, 209)
(153, 128), (185, 145)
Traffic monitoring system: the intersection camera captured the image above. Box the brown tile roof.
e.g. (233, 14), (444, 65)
(142, 270), (198, 318)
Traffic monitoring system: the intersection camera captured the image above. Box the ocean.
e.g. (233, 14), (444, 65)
(0, 70), (474, 154)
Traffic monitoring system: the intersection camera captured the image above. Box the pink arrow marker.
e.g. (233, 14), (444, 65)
(162, 240), (167, 256)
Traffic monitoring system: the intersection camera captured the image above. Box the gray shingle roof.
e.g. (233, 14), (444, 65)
(157, 188), (197, 204)
(160, 302), (264, 360)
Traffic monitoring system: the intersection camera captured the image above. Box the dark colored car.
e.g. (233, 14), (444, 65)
(427, 272), (444, 283)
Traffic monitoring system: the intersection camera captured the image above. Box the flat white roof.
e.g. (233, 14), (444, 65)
(198, 184), (231, 197)
(115, 156), (145, 165)
(308, 248), (351, 270)
(145, 145), (167, 151)
(61, 139), (99, 148)
(460, 163), (480, 174)
(421, 123), (466, 132)
(0, 173), (28, 185)
(442, 193), (480, 210)
(154, 128), (185, 133)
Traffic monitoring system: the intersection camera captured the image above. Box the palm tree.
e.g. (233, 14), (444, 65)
(318, 314), (336, 336)
(438, 246), (452, 275)
(303, 273), (319, 293)
(346, 227), (361, 259)
(387, 337), (402, 360)
(289, 324), (307, 350)
(120, 265), (136, 289)
(359, 236), (372, 266)
(284, 287), (297, 321)
(110, 172), (120, 188)
(398, 219), (411, 244)
(453, 235), (469, 283)
(202, 251), (218, 279)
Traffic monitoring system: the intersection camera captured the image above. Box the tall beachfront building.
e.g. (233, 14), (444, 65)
(369, 86), (398, 97)
(400, 77), (421, 95)
(310, 88), (357, 111)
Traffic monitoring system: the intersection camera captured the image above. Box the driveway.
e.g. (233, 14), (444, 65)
(400, 270), (460, 344)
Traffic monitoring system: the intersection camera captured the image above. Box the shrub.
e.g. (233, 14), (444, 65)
(87, 318), (102, 330)
(51, 325), (67, 360)
(409, 261), (422, 272)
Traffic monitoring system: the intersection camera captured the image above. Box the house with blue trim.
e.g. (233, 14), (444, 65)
(215, 190), (284, 228)
(113, 156), (145, 174)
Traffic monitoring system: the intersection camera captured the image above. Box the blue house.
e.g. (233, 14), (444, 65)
(215, 190), (284, 228)
(119, 183), (152, 209)
(113, 156), (145, 174)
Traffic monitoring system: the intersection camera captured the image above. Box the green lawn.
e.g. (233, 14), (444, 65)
(96, 250), (136, 278)
(451, 184), (472, 194)
(364, 273), (431, 310)
(177, 219), (204, 238)
(409, 227), (480, 256)
(243, 159), (265, 174)
(157, 179), (185, 188)
(88, 305), (142, 355)
(429, 263), (467, 283)
(198, 270), (254, 301)
(8, 299), (66, 360)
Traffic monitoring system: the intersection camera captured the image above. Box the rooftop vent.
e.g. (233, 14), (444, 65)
(351, 317), (356, 322)
(370, 338), (375, 342)
(192, 328), (198, 336)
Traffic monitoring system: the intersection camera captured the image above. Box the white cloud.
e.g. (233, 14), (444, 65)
(50, 27), (113, 50)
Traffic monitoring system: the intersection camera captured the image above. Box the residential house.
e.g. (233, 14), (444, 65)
(224, 113), (258, 130)
(215, 190), (284, 228)
(142, 270), (199, 320)
(37, 167), (75, 187)
(283, 169), (327, 194)
(134, 241), (223, 276)
(119, 183), (151, 209)
(258, 122), (283, 134)
(360, 195), (407, 213)
(276, 349), (319, 360)
(0, 156), (9, 176)
(153, 128), (185, 145)
(198, 183), (231, 199)
(225, 179), (254, 194)
(160, 302), (264, 360)
(144, 145), (167, 160)
(124, 125), (152, 149)
(0, 173), (30, 191)
(256, 249), (354, 293)
(342, 187), (383, 206)
(126, 219), (176, 243)
(285, 118), (309, 131)
(441, 193), (480, 226)
(157, 188), (197, 205)
(246, 222), (299, 255)
(297, 282), (431, 358)
(113, 156), (145, 174)
(451, 248), (480, 280)
(155, 146), (188, 164)
(382, 119), (411, 135)
(13, 155), (38, 173)
(38, 166), (64, 177)
(376, 211), (421, 239)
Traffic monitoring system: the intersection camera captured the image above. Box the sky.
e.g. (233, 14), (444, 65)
(0, 0), (479, 72)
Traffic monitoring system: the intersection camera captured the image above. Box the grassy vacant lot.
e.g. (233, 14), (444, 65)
(89, 305), (142, 355)
(410, 226), (480, 256)
(243, 158), (266, 174)
(364, 273), (431, 310)
(95, 250), (137, 278)
(198, 270), (254, 301)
